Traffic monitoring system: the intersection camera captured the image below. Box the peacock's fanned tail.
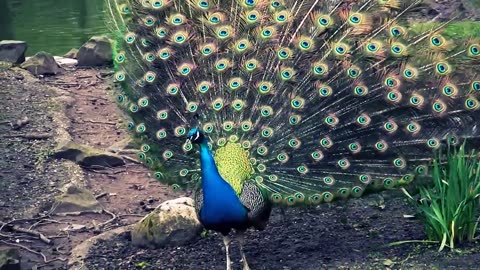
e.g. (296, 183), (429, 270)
(106, 0), (480, 205)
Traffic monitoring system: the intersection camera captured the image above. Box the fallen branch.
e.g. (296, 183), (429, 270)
(53, 211), (100, 217)
(95, 192), (108, 200)
(98, 209), (117, 229)
(0, 221), (52, 244)
(122, 155), (142, 164)
(0, 240), (67, 264)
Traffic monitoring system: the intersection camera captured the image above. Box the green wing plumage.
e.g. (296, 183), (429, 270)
(106, 0), (480, 205)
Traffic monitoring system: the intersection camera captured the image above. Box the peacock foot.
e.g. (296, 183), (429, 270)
(241, 259), (251, 270)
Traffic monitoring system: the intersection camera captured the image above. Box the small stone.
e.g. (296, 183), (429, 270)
(54, 56), (78, 66)
(77, 36), (113, 67)
(0, 40), (27, 64)
(20, 51), (63, 76)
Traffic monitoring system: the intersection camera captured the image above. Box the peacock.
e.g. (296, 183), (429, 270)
(105, 0), (480, 268)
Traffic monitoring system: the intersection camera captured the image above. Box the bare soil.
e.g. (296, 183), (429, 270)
(84, 197), (480, 270)
(0, 65), (479, 270)
(0, 65), (179, 269)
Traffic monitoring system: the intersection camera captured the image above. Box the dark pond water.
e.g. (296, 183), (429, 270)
(0, 0), (107, 56)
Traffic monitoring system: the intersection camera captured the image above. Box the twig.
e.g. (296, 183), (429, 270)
(99, 209), (117, 228)
(0, 232), (13, 238)
(118, 214), (145, 218)
(110, 149), (139, 155)
(0, 120), (10, 125)
(95, 192), (108, 199)
(55, 244), (71, 256)
(2, 133), (51, 140)
(0, 221), (52, 244)
(1, 240), (46, 262)
(82, 119), (117, 125)
(29, 219), (63, 230)
(53, 211), (99, 217)
(122, 155), (142, 164)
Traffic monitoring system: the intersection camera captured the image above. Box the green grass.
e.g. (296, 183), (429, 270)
(403, 143), (480, 251)
(410, 21), (480, 39)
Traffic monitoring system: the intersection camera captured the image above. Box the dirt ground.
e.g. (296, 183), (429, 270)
(0, 65), (179, 269)
(0, 64), (479, 270)
(84, 198), (480, 270)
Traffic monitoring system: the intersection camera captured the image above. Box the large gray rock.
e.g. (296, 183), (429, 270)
(53, 141), (125, 168)
(51, 185), (103, 215)
(20, 51), (62, 76)
(77, 36), (113, 67)
(131, 197), (203, 248)
(0, 248), (21, 270)
(0, 40), (27, 64)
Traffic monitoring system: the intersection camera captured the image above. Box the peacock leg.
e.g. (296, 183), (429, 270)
(223, 235), (232, 270)
(236, 230), (251, 270)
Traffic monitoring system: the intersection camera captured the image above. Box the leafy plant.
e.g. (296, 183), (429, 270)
(410, 21), (480, 39)
(403, 143), (480, 251)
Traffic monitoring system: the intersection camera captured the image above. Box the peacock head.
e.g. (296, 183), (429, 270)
(186, 127), (205, 144)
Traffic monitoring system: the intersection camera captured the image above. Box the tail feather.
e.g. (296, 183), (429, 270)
(106, 0), (480, 204)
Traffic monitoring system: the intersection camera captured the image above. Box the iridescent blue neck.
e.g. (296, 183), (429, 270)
(197, 139), (248, 227)
(198, 140), (222, 188)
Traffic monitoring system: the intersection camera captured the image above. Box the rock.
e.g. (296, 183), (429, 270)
(0, 248), (21, 270)
(107, 138), (138, 153)
(53, 141), (125, 168)
(77, 36), (113, 67)
(0, 40), (27, 64)
(54, 56), (78, 66)
(131, 197), (203, 248)
(20, 51), (62, 76)
(51, 185), (103, 215)
(64, 48), (79, 59)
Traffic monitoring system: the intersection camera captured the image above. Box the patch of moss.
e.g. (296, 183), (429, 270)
(410, 21), (480, 39)
(137, 213), (160, 242)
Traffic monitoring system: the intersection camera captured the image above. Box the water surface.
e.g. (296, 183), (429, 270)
(0, 0), (107, 56)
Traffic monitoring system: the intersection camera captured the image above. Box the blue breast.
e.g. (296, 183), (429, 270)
(198, 142), (248, 231)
